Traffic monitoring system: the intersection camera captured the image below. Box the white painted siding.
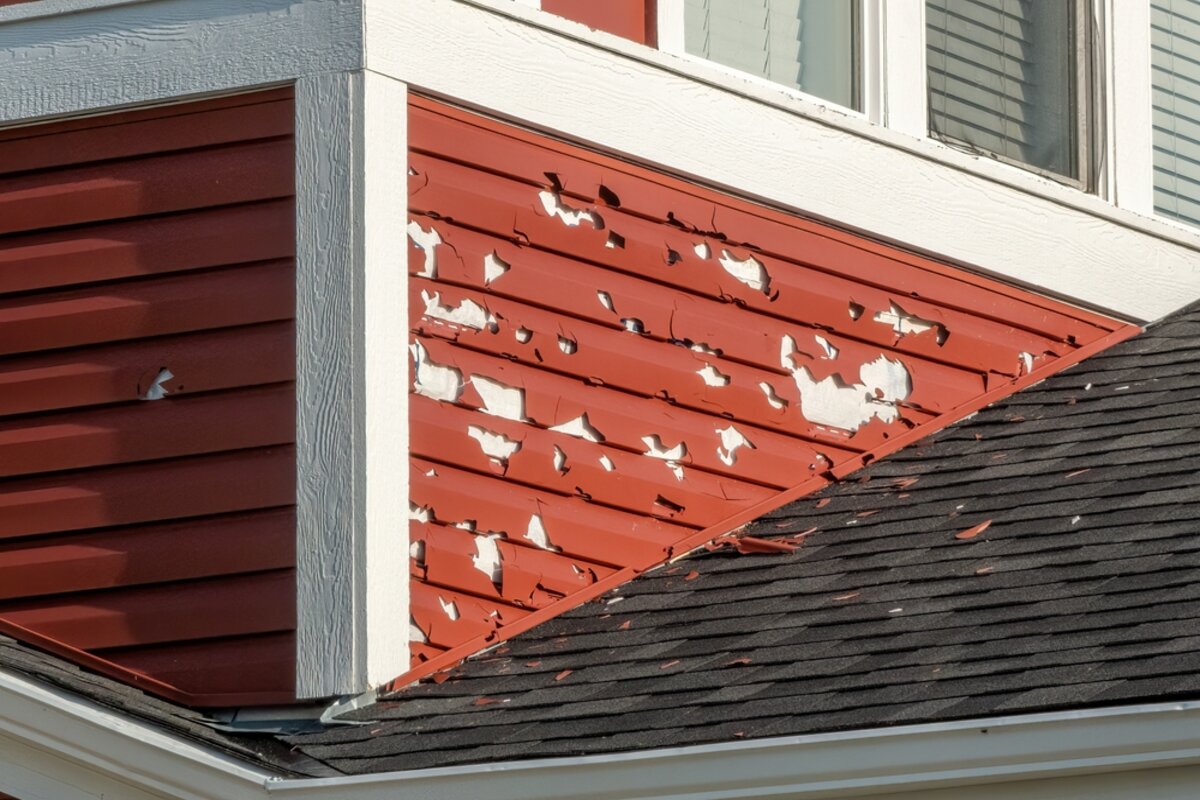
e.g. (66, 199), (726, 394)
(1153, 0), (1200, 226)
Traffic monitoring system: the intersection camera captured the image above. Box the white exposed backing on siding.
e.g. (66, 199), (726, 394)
(1153, 0), (1200, 226)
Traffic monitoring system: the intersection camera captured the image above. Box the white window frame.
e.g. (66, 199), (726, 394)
(655, 0), (1153, 213)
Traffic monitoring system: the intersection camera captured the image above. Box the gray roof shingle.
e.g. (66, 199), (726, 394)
(285, 301), (1200, 774)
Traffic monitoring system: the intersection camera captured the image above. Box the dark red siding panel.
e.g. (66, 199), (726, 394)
(0, 91), (297, 707)
(541, 0), (656, 45)
(399, 96), (1139, 685)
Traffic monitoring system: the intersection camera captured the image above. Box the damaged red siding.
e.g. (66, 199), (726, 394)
(0, 90), (297, 707)
(402, 96), (1138, 683)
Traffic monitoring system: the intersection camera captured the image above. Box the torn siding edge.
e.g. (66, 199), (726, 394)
(380, 320), (1142, 693)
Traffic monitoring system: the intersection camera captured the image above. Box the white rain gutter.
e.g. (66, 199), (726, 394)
(4, 663), (1200, 800)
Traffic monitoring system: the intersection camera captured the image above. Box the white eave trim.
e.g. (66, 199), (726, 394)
(365, 0), (1200, 322)
(3, 660), (1200, 800)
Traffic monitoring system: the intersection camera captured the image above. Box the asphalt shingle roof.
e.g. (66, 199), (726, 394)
(285, 302), (1200, 774)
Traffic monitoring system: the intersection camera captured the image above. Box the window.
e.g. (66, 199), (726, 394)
(1152, 0), (1200, 225)
(926, 0), (1087, 182)
(682, 0), (860, 110)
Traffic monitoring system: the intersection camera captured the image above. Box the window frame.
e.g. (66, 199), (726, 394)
(654, 0), (1152, 211)
(924, 0), (1095, 190)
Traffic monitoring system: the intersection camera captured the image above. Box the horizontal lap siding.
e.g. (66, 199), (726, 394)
(403, 97), (1132, 677)
(0, 89), (297, 707)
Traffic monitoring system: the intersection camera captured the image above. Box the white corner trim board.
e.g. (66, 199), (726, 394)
(0, 0), (362, 126)
(365, 0), (1200, 322)
(295, 69), (410, 699)
(4, 661), (1200, 800)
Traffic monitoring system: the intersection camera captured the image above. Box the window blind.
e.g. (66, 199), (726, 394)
(927, 0), (1076, 178)
(684, 0), (856, 109)
(1153, 0), (1200, 226)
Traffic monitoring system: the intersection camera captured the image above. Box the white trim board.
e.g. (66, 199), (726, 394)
(3, 661), (1200, 800)
(0, 0), (362, 126)
(294, 69), (409, 699)
(366, 0), (1200, 322)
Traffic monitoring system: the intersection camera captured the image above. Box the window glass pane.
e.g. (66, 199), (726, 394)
(927, 0), (1078, 178)
(1153, 0), (1200, 225)
(685, 0), (858, 110)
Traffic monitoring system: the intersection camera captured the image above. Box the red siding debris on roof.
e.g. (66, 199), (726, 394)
(0, 89), (297, 707)
(400, 95), (1140, 686)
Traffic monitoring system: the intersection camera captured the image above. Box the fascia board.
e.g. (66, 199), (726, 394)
(4, 660), (1199, 800)
(269, 701), (1200, 800)
(365, 0), (1200, 322)
(0, 0), (362, 126)
(0, 667), (273, 800)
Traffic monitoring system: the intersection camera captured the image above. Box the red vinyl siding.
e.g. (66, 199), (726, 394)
(0, 90), (297, 707)
(540, 0), (656, 45)
(400, 96), (1139, 683)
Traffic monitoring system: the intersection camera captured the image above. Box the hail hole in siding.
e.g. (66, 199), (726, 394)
(409, 540), (426, 566)
(515, 327), (533, 343)
(558, 336), (578, 354)
(472, 375), (527, 421)
(409, 504), (434, 523)
(716, 425), (755, 466)
(874, 302), (948, 344)
(597, 291), (616, 312)
(642, 435), (687, 480)
(466, 425), (521, 470)
(1019, 352), (1035, 374)
(550, 413), (605, 443)
(552, 445), (569, 474)
(438, 597), (460, 621)
(693, 242), (711, 259)
(140, 368), (174, 401)
(666, 247), (683, 265)
(718, 250), (770, 294)
(848, 301), (865, 320)
(538, 190), (602, 228)
(599, 454), (615, 471)
(605, 232), (626, 249)
(410, 618), (429, 643)
(484, 252), (510, 284)
(408, 221), (442, 278)
(597, 184), (621, 206)
(783, 336), (912, 431)
(653, 495), (685, 516)
(759, 381), (788, 409)
(422, 290), (497, 331)
(622, 318), (645, 333)
(472, 534), (504, 585)
(412, 341), (464, 402)
(697, 363), (731, 387)
(814, 335), (839, 360)
(525, 514), (559, 551)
